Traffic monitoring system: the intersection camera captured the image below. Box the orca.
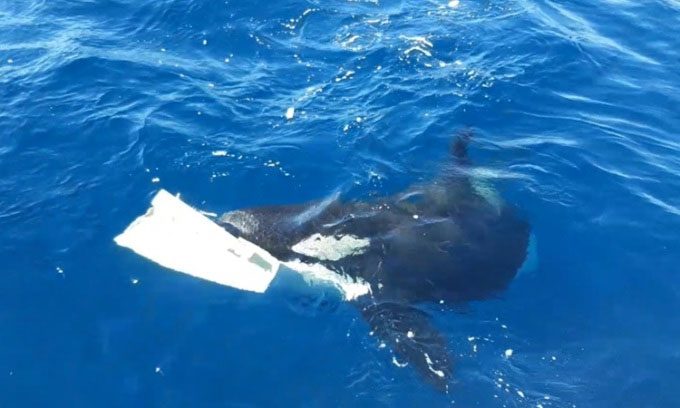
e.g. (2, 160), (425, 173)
(217, 130), (531, 391)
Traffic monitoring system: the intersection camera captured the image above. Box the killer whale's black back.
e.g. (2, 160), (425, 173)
(218, 131), (531, 391)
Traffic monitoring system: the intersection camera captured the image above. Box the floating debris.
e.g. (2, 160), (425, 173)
(285, 107), (295, 120)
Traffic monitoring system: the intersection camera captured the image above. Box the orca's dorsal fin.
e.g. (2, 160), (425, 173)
(451, 128), (474, 166)
(360, 302), (452, 392)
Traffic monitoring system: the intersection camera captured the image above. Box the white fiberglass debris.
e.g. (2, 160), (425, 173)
(115, 190), (372, 301)
(517, 390), (526, 398)
(504, 349), (514, 358)
(114, 189), (280, 293)
(211, 150), (228, 157)
(285, 107), (295, 120)
(151, 177), (160, 183)
(407, 330), (415, 338)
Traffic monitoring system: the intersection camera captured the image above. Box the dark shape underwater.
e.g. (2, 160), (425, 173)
(217, 131), (531, 391)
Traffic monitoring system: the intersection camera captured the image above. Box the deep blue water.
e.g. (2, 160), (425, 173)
(2, 0), (680, 406)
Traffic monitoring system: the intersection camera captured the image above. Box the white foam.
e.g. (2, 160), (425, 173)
(341, 34), (360, 47)
(424, 353), (446, 378)
(400, 35), (433, 48)
(504, 349), (514, 358)
(403, 46), (432, 57)
(334, 70), (355, 82)
(392, 356), (408, 368)
(282, 260), (371, 301)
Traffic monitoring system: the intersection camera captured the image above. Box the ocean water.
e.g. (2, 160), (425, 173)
(2, 0), (680, 406)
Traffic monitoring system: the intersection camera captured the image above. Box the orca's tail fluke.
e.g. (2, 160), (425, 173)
(360, 302), (452, 393)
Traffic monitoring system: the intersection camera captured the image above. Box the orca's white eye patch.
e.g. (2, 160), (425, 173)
(219, 210), (260, 235)
(291, 233), (370, 261)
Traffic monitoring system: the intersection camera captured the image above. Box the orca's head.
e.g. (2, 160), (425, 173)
(377, 204), (531, 302)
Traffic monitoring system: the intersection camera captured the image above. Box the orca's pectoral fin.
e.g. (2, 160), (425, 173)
(361, 302), (452, 392)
